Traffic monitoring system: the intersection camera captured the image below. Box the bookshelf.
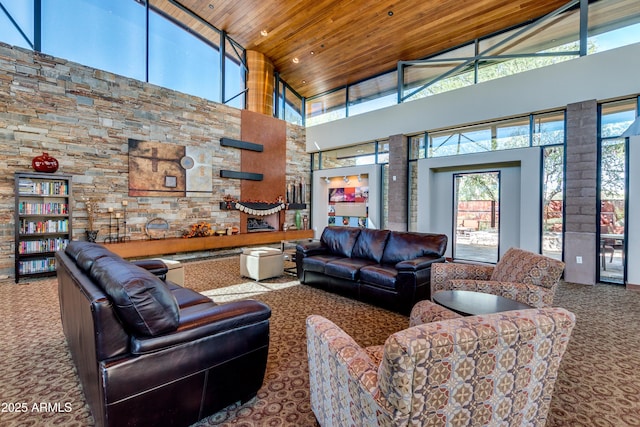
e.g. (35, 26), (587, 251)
(14, 172), (72, 282)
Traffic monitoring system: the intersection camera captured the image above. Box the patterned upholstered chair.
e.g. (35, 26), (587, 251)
(431, 247), (565, 308)
(306, 301), (575, 426)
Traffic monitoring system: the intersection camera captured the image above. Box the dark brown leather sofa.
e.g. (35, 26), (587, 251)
(56, 241), (271, 427)
(296, 226), (447, 314)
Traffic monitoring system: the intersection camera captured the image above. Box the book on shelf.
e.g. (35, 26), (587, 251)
(18, 179), (69, 196)
(18, 257), (57, 274)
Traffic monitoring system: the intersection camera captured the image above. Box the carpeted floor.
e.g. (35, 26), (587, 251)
(0, 256), (639, 426)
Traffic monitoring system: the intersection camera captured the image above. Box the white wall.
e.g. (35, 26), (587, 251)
(307, 43), (640, 152)
(417, 148), (541, 259)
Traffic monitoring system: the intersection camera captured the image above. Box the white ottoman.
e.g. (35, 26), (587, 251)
(240, 247), (284, 281)
(150, 258), (185, 286)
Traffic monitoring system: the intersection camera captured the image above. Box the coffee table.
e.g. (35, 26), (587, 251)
(432, 290), (532, 316)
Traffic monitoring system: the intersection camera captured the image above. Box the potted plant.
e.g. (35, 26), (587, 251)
(83, 197), (99, 242)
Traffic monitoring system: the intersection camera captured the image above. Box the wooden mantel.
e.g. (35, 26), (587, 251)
(101, 229), (314, 259)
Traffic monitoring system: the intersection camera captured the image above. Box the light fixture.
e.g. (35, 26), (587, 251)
(260, 29), (268, 37)
(343, 176), (350, 184)
(357, 174), (362, 182)
(292, 57), (299, 64)
(324, 177), (330, 184)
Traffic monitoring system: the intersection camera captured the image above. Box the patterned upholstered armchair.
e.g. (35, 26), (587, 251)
(431, 247), (565, 308)
(306, 301), (575, 426)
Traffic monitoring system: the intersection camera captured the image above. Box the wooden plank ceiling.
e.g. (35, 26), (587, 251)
(152, 0), (571, 99)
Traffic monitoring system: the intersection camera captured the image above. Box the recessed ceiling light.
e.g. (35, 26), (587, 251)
(208, 4), (214, 9)
(388, 10), (394, 16)
(310, 51), (315, 55)
(302, 80), (306, 84)
(292, 57), (299, 64)
(260, 29), (268, 37)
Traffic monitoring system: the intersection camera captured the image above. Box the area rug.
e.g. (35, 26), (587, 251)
(1, 256), (640, 427)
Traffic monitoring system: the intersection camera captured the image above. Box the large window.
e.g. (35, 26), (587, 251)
(42, 0), (146, 82)
(306, 88), (347, 127)
(1, 0), (246, 110)
(537, 111), (566, 260)
(347, 72), (397, 117)
(598, 98), (636, 283)
(148, 10), (220, 102)
(304, 0), (640, 126)
(277, 80), (303, 126)
(428, 116), (531, 158)
(542, 146), (564, 260)
(224, 38), (246, 110)
(533, 111), (566, 146)
(0, 0), (34, 49)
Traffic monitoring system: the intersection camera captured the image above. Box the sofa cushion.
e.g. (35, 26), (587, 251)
(491, 247), (565, 289)
(351, 229), (390, 263)
(381, 232), (447, 265)
(89, 256), (180, 336)
(66, 241), (123, 272)
(303, 254), (343, 274)
(325, 258), (377, 281)
(359, 264), (398, 290)
(320, 226), (362, 258)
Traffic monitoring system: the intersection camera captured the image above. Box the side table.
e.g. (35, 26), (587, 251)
(432, 290), (532, 316)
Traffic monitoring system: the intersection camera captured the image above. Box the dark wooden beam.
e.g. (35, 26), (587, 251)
(220, 137), (263, 152)
(220, 170), (263, 181)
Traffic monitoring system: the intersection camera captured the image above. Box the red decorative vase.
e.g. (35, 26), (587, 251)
(32, 152), (59, 173)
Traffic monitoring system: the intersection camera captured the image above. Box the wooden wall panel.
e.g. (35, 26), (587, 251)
(240, 110), (286, 233)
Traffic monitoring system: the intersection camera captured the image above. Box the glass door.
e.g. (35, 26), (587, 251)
(453, 171), (500, 263)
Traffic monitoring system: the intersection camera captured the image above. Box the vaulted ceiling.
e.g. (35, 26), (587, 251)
(153, 0), (571, 99)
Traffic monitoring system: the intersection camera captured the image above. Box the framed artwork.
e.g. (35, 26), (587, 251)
(128, 139), (212, 197)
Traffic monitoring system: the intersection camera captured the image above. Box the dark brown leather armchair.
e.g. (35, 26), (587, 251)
(57, 242), (271, 427)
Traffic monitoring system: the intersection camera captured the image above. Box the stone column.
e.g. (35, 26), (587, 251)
(564, 100), (598, 285)
(246, 50), (274, 115)
(387, 134), (408, 231)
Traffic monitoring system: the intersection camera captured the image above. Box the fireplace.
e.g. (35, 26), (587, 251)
(236, 202), (285, 234)
(242, 211), (281, 233)
(247, 217), (277, 232)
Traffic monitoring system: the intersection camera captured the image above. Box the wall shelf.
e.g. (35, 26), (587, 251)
(103, 229), (314, 259)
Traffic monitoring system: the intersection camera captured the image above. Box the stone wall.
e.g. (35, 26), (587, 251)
(563, 100), (598, 285)
(0, 43), (307, 280)
(387, 134), (407, 231)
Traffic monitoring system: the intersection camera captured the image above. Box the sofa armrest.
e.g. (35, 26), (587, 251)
(296, 240), (327, 257)
(409, 300), (462, 327)
(131, 259), (168, 278)
(395, 256), (445, 272)
(131, 299), (271, 354)
(432, 262), (495, 280)
(307, 315), (378, 410)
